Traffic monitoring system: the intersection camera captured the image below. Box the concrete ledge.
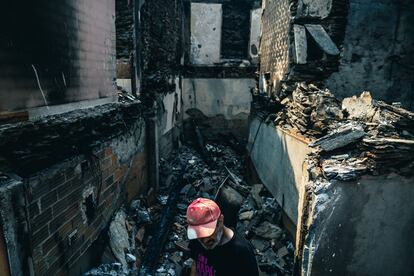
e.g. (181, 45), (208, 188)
(247, 117), (312, 225)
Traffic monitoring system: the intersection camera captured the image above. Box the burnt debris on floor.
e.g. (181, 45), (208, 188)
(85, 140), (294, 276)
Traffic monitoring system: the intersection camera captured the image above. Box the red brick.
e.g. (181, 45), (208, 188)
(41, 190), (58, 210)
(50, 203), (77, 234)
(52, 197), (69, 218)
(32, 208), (52, 232)
(29, 201), (40, 219)
(31, 225), (49, 248)
(58, 220), (73, 238)
(100, 156), (112, 171)
(34, 259), (48, 276)
(42, 235), (58, 255)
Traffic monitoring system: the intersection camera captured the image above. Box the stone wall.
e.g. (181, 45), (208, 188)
(0, 0), (116, 112)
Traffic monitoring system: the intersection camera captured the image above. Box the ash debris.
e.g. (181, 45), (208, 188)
(271, 82), (414, 180)
(86, 142), (294, 275)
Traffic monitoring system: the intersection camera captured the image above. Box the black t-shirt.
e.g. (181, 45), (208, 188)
(189, 231), (259, 276)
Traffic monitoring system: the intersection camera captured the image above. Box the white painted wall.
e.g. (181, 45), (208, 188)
(162, 77), (182, 135)
(182, 78), (254, 120)
(249, 8), (262, 62)
(190, 3), (222, 65)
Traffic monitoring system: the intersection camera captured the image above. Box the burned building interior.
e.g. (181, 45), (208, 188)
(0, 0), (413, 275)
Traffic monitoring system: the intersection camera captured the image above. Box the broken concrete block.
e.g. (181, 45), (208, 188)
(294, 24), (307, 64)
(254, 221), (283, 240)
(251, 184), (264, 209)
(126, 253), (136, 263)
(219, 185), (244, 208)
(251, 238), (269, 252)
(109, 210), (130, 267)
(305, 24), (340, 55)
(239, 210), (255, 221)
(277, 246), (289, 258)
(342, 91), (377, 120)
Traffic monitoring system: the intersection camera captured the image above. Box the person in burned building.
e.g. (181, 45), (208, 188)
(186, 198), (259, 276)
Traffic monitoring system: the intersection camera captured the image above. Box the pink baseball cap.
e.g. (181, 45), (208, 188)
(186, 198), (221, 240)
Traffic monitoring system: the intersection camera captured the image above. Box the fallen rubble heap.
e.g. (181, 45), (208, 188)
(275, 83), (343, 136)
(85, 143), (294, 275)
(273, 83), (414, 179)
(237, 186), (294, 275)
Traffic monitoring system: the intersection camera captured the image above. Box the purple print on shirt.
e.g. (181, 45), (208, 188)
(196, 254), (215, 276)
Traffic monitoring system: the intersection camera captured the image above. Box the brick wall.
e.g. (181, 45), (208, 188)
(260, 0), (291, 95)
(0, 0), (116, 112)
(0, 102), (147, 275)
(259, 0), (348, 96)
(26, 143), (146, 275)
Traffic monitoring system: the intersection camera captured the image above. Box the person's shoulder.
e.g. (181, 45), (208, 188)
(189, 239), (197, 249)
(232, 232), (255, 252)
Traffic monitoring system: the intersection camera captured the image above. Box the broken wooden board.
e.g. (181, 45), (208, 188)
(310, 125), (366, 152)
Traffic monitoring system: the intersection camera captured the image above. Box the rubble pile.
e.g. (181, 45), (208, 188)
(154, 144), (247, 275)
(274, 83), (414, 180)
(85, 200), (158, 275)
(274, 82), (343, 136)
(86, 143), (294, 275)
(236, 185), (294, 275)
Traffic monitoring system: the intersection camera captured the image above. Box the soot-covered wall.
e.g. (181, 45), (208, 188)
(116, 0), (134, 61)
(221, 0), (256, 59)
(324, 0), (414, 110)
(140, 0), (184, 96)
(0, 0), (116, 112)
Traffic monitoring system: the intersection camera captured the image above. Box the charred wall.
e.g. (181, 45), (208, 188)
(259, 0), (414, 110)
(323, 0), (414, 110)
(221, 0), (257, 59)
(116, 0), (134, 61)
(0, 0), (116, 112)
(259, 0), (348, 96)
(0, 103), (147, 275)
(140, 0), (185, 96)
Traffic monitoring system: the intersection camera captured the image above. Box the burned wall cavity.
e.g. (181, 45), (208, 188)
(140, 0), (185, 96)
(0, 0), (116, 112)
(221, 0), (256, 59)
(116, 0), (134, 61)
